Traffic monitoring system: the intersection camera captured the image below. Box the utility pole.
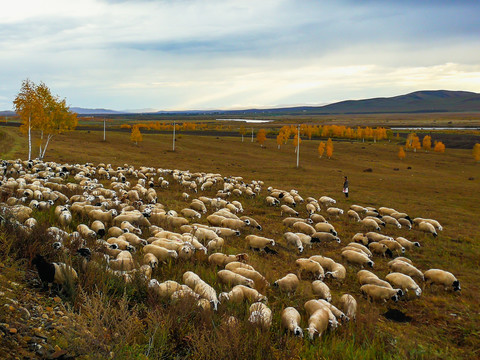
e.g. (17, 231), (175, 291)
(103, 118), (106, 141)
(296, 124), (300, 168)
(173, 121), (176, 151)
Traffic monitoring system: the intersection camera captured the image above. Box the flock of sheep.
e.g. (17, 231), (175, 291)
(0, 158), (461, 340)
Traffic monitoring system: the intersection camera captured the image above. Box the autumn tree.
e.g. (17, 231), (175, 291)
(326, 138), (333, 158)
(472, 143), (480, 162)
(434, 141), (445, 153)
(318, 142), (325, 158)
(411, 135), (421, 152)
(276, 133), (284, 149)
(13, 79), (77, 160)
(131, 125), (143, 145)
(422, 135), (432, 151)
(238, 126), (246, 142)
(257, 129), (267, 147)
(293, 133), (302, 153)
(13, 79), (41, 160)
(398, 146), (406, 160)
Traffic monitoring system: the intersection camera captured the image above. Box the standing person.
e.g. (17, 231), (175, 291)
(343, 176), (349, 198)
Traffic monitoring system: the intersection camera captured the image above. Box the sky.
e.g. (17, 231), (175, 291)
(1, 0), (480, 111)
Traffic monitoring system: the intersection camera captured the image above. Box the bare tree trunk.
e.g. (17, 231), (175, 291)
(39, 130), (43, 158)
(28, 115), (31, 161)
(41, 134), (53, 159)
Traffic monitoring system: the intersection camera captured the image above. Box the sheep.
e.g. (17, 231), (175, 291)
(382, 215), (402, 228)
(143, 253), (159, 269)
(350, 205), (367, 213)
(283, 232), (304, 253)
(190, 200), (207, 213)
(307, 308), (331, 340)
(181, 208), (202, 219)
(341, 250), (374, 268)
(273, 273), (299, 293)
(366, 232), (393, 242)
(91, 220), (106, 237)
(292, 221), (316, 236)
(310, 213), (327, 223)
(225, 262), (255, 272)
(417, 221), (438, 237)
(88, 209), (118, 225)
(347, 210), (361, 222)
(183, 271), (220, 311)
(387, 257), (413, 266)
(219, 285), (267, 303)
(378, 207), (397, 216)
(282, 195), (296, 207)
(119, 232), (147, 246)
(108, 250), (136, 271)
(208, 252), (248, 267)
(398, 218), (412, 229)
(167, 216), (189, 228)
(149, 279), (190, 298)
(326, 207), (344, 217)
(107, 237), (133, 251)
(120, 221), (142, 235)
(143, 244), (178, 262)
(360, 284), (403, 303)
(338, 294), (357, 321)
(213, 227), (240, 238)
(413, 218), (443, 231)
(311, 232), (341, 244)
(309, 255), (336, 271)
(206, 237), (225, 252)
(221, 217), (249, 231)
(282, 217), (313, 227)
(424, 269), (460, 291)
(361, 218), (381, 231)
(389, 260), (424, 281)
(304, 300), (338, 327)
(325, 262), (346, 281)
(240, 216), (262, 230)
(314, 222), (337, 236)
(346, 242), (372, 257)
(231, 267), (269, 290)
(265, 196), (280, 206)
(287, 233), (309, 250)
(319, 196), (336, 207)
(352, 233), (369, 246)
(77, 224), (97, 240)
(246, 235), (275, 251)
(379, 239), (405, 255)
(280, 205), (299, 217)
(296, 258), (324, 280)
(207, 214), (226, 227)
(108, 226), (126, 238)
(32, 254), (78, 291)
(360, 276), (393, 289)
(385, 273), (422, 297)
(312, 280), (332, 302)
(368, 242), (391, 257)
(248, 302), (272, 330)
(281, 307), (303, 337)
(364, 216), (385, 227)
(306, 203), (316, 215)
(217, 269), (255, 288)
(57, 209), (72, 229)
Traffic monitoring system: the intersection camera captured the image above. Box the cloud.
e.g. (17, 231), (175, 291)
(0, 0), (479, 110)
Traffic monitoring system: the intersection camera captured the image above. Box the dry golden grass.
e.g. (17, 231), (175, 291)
(1, 125), (480, 359)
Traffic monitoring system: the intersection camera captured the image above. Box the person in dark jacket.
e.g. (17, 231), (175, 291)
(343, 176), (349, 198)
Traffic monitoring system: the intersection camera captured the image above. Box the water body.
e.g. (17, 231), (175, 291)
(392, 127), (480, 130)
(216, 118), (273, 123)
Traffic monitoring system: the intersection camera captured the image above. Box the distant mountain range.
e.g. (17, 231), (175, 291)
(2, 90), (480, 116)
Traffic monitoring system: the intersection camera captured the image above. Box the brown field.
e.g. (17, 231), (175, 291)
(1, 125), (479, 359)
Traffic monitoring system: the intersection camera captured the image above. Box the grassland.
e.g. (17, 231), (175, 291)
(1, 125), (479, 359)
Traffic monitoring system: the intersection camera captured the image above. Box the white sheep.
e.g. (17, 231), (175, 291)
(273, 273), (299, 293)
(341, 250), (374, 268)
(281, 307), (303, 337)
(424, 269), (460, 291)
(296, 258), (324, 280)
(312, 280), (332, 302)
(338, 294), (357, 321)
(217, 269), (255, 288)
(219, 285), (267, 303)
(248, 302), (272, 330)
(283, 232), (304, 253)
(183, 271), (220, 311)
(314, 222), (337, 236)
(246, 235), (275, 251)
(360, 284), (403, 303)
(385, 272), (422, 297)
